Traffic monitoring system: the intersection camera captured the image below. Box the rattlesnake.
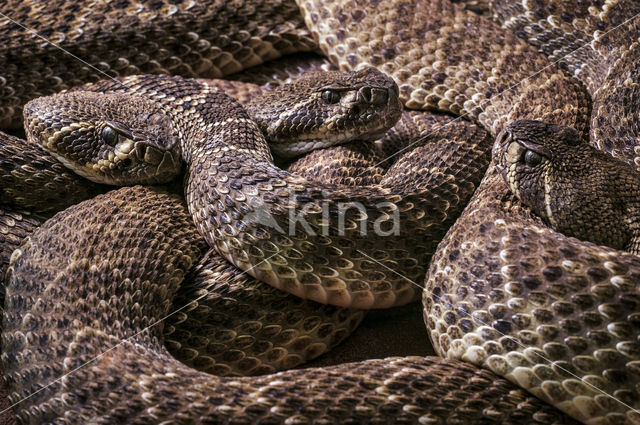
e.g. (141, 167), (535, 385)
(0, 0), (639, 424)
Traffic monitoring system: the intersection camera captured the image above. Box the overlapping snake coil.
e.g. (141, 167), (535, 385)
(0, 0), (639, 424)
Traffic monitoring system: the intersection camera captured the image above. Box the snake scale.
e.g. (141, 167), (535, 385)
(0, 0), (638, 424)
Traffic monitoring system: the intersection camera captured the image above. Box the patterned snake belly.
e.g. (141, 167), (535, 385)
(1, 0), (640, 424)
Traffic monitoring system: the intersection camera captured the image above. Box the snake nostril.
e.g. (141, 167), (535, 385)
(372, 88), (389, 104)
(359, 87), (389, 105)
(497, 129), (512, 147)
(359, 87), (373, 103)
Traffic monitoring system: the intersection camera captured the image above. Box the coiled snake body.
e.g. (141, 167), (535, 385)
(1, 0), (640, 424)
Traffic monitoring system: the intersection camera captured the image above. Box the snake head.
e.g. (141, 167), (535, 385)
(247, 66), (403, 158)
(494, 120), (584, 218)
(24, 91), (182, 185)
(495, 119), (639, 251)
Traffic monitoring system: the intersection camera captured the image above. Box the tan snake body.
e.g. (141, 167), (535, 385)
(0, 0), (317, 128)
(3, 185), (574, 424)
(0, 0), (639, 424)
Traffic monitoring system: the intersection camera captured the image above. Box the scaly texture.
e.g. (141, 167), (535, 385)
(1, 0), (639, 423)
(164, 249), (366, 377)
(0, 132), (102, 215)
(297, 0), (640, 423)
(0, 208), (42, 283)
(425, 165), (640, 424)
(26, 73), (490, 309)
(0, 0), (316, 127)
(2, 186), (577, 424)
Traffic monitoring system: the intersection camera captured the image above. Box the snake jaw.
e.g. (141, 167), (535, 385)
(503, 142), (523, 200)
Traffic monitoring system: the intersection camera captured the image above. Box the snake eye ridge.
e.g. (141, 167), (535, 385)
(321, 89), (340, 104)
(523, 150), (543, 167)
(102, 125), (119, 146)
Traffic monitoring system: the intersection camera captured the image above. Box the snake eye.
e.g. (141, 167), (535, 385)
(523, 150), (543, 167)
(321, 90), (341, 104)
(101, 125), (119, 146)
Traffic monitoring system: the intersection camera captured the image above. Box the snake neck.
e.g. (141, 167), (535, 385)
(159, 80), (274, 167)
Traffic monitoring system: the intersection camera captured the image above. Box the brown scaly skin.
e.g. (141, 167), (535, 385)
(12, 69), (576, 423)
(164, 249), (366, 377)
(0, 87), (456, 421)
(425, 163), (640, 425)
(0, 208), (43, 286)
(286, 111), (487, 186)
(2, 185), (578, 424)
(0, 5), (484, 418)
(0, 132), (102, 215)
(26, 72), (489, 310)
(0, 69), (479, 381)
(285, 140), (390, 186)
(0, 0), (317, 128)
(2, 0), (639, 424)
(496, 119), (640, 254)
(229, 52), (336, 87)
(297, 0), (640, 422)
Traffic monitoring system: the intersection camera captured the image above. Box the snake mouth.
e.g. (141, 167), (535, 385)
(48, 133), (182, 185)
(109, 139), (181, 183)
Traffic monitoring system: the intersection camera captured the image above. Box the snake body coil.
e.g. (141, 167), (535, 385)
(1, 0), (640, 424)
